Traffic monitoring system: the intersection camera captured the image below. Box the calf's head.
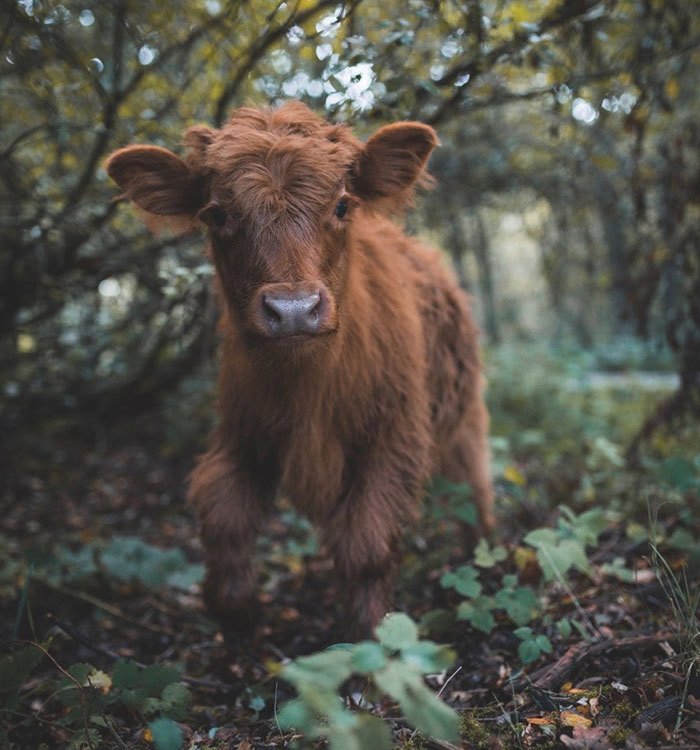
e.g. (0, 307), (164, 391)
(107, 103), (437, 348)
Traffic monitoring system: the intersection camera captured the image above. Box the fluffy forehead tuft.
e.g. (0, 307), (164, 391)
(188, 103), (362, 225)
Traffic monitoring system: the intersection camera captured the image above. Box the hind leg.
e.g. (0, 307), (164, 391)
(439, 396), (495, 535)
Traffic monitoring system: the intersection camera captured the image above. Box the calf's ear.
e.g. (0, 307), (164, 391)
(354, 122), (439, 200)
(105, 145), (203, 232)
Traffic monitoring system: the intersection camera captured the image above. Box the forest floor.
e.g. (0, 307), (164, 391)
(2, 353), (699, 750)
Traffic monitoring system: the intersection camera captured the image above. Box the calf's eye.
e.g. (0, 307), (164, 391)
(335, 199), (348, 219)
(209, 205), (227, 228)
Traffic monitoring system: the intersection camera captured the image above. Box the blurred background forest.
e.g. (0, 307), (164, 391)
(1, 2), (700, 748)
(1, 0), (699, 470)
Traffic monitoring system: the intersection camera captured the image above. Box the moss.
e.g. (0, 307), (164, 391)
(610, 697), (638, 723)
(459, 714), (495, 749)
(608, 726), (632, 746)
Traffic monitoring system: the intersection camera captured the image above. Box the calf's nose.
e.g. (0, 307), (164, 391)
(261, 291), (322, 337)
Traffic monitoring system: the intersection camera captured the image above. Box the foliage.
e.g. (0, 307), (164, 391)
(1, 0), (698, 460)
(0, 647), (188, 750)
(278, 613), (459, 749)
(38, 536), (203, 591)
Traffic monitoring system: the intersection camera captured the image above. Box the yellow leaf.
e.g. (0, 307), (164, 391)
(87, 670), (112, 694)
(144, 728), (153, 743)
(561, 711), (592, 727)
(264, 659), (283, 676)
(514, 546), (538, 572)
(526, 715), (555, 725)
(504, 466), (526, 485)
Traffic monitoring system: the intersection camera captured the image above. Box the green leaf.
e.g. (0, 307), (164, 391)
(140, 665), (181, 697)
(495, 585), (539, 625)
(525, 530), (590, 581)
(0, 645), (45, 701)
(376, 613), (419, 650)
(282, 650), (354, 691)
(473, 539), (508, 568)
(600, 557), (635, 582)
(518, 639), (541, 664)
(351, 642), (387, 673)
(535, 635), (553, 654)
(418, 608), (455, 637)
(160, 682), (191, 720)
(277, 697), (312, 730)
(659, 457), (699, 490)
(374, 661), (459, 742)
(149, 717), (183, 750)
(401, 642), (455, 674)
(559, 507), (607, 546)
(457, 597), (496, 633)
(556, 618), (573, 638)
(440, 565), (482, 597)
(325, 714), (392, 750)
(67, 727), (102, 750)
(112, 660), (141, 690)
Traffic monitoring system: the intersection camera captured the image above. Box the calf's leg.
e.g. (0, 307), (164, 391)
(322, 443), (426, 638)
(188, 447), (272, 635)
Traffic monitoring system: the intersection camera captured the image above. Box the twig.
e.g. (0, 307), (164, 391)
(512, 631), (677, 691)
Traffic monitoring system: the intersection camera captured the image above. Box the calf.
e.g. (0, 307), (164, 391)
(106, 103), (494, 637)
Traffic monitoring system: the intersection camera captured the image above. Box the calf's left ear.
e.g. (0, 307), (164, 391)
(354, 122), (439, 200)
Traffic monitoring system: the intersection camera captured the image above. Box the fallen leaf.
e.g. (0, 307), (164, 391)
(560, 725), (611, 749)
(561, 711), (592, 728)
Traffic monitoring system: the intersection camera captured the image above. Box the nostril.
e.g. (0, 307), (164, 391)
(262, 295), (283, 323)
(305, 293), (322, 320)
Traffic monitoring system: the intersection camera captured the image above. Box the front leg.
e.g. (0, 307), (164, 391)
(322, 447), (428, 639)
(188, 444), (274, 636)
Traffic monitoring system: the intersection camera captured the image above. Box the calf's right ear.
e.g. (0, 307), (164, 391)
(105, 146), (203, 231)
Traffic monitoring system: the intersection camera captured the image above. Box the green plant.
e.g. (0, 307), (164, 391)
(39, 537), (204, 592)
(524, 507), (608, 582)
(55, 659), (190, 750)
(425, 477), (478, 526)
(648, 511), (700, 731)
(278, 613), (459, 749)
(513, 627), (553, 664)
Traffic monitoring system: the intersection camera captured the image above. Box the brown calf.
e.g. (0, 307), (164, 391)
(106, 103), (494, 637)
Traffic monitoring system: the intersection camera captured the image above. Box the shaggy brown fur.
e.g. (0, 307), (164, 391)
(106, 102), (494, 637)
